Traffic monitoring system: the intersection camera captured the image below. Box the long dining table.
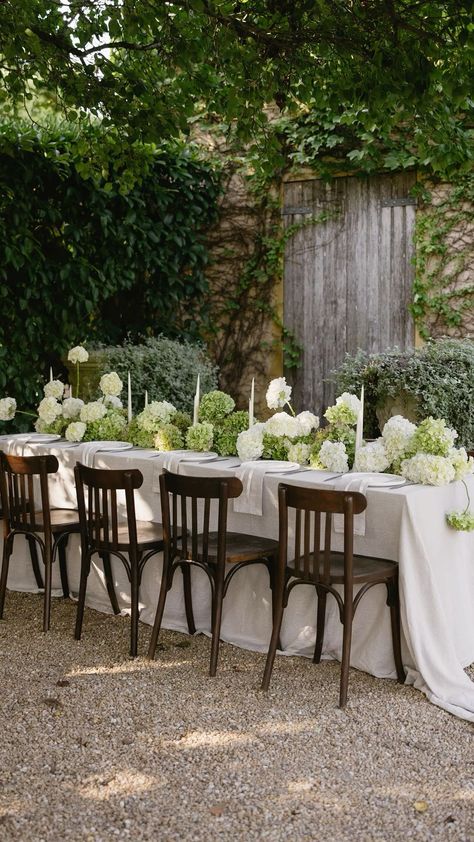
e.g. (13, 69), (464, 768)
(2, 434), (474, 722)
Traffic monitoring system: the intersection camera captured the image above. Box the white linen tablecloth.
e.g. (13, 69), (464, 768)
(2, 434), (474, 721)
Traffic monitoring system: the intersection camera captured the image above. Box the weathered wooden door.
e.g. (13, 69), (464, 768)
(283, 172), (416, 416)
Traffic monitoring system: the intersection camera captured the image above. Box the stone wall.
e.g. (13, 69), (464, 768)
(416, 181), (474, 339)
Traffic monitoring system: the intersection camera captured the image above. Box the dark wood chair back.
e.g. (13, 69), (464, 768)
(278, 484), (367, 584)
(0, 452), (59, 534)
(74, 463), (143, 551)
(159, 471), (243, 564)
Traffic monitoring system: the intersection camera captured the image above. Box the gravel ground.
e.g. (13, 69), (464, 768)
(1, 592), (473, 842)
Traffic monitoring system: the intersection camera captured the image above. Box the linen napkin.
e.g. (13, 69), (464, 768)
(234, 460), (299, 517)
(152, 451), (218, 492)
(79, 441), (132, 468)
(332, 475), (371, 536)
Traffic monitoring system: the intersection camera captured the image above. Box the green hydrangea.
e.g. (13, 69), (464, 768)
(324, 403), (358, 426)
(310, 424), (356, 468)
(213, 411), (249, 456)
(186, 422), (214, 452)
(411, 417), (457, 457)
(262, 433), (290, 461)
(446, 511), (474, 531)
(125, 417), (155, 448)
(198, 390), (235, 423)
(154, 423), (184, 451)
(34, 416), (68, 436)
(83, 410), (127, 442)
(171, 410), (192, 436)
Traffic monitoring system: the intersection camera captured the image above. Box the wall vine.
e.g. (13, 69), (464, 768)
(411, 176), (474, 340)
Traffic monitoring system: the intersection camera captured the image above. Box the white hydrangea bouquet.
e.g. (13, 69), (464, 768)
(354, 415), (474, 531)
(0, 345), (127, 443)
(126, 400), (192, 450)
(236, 377), (319, 463)
(308, 392), (361, 472)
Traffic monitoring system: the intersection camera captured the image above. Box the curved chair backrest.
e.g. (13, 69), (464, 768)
(159, 470), (243, 565)
(74, 462), (144, 551)
(278, 484), (367, 584)
(0, 451), (58, 533)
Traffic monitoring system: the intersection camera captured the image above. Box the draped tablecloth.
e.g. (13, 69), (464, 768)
(2, 435), (474, 721)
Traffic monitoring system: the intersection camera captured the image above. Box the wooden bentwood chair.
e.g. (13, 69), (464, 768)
(74, 463), (165, 656)
(147, 471), (279, 676)
(0, 452), (80, 631)
(261, 484), (406, 707)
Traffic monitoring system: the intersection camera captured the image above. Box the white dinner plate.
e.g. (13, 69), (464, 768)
(342, 472), (406, 487)
(240, 460), (300, 472)
(25, 433), (62, 443)
(174, 451), (218, 462)
(94, 441), (134, 453)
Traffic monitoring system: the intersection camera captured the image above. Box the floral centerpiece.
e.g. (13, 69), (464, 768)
(308, 392), (361, 472)
(127, 401), (191, 450)
(236, 377), (319, 463)
(0, 345), (128, 443)
(184, 390), (249, 455)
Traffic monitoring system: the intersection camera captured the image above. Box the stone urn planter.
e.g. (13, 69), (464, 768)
(375, 390), (419, 432)
(64, 350), (107, 402)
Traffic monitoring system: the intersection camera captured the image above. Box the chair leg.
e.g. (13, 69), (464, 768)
(147, 558), (171, 660)
(268, 558), (282, 651)
(100, 552), (120, 615)
(209, 564), (225, 677)
(130, 559), (140, 658)
(339, 600), (354, 708)
(182, 564), (196, 636)
(0, 535), (13, 619)
(261, 597), (285, 692)
(26, 535), (44, 590)
(43, 542), (53, 633)
(313, 586), (327, 664)
(56, 534), (70, 599)
(74, 552), (91, 641)
(387, 577), (406, 684)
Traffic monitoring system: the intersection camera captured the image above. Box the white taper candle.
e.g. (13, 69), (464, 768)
(127, 372), (132, 423)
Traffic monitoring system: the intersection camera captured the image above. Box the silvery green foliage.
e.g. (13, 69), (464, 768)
(331, 339), (474, 448)
(98, 337), (218, 415)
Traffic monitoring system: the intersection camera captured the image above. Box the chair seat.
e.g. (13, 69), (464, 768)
(187, 531), (278, 564)
(114, 520), (164, 551)
(27, 509), (80, 533)
(288, 551), (398, 584)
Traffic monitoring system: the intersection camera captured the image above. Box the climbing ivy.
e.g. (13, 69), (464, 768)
(411, 176), (474, 339)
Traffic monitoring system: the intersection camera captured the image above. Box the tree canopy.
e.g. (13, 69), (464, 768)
(0, 1), (472, 176)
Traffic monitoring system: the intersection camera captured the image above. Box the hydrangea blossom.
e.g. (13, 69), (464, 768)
(186, 422), (214, 452)
(198, 390), (235, 423)
(287, 441), (311, 465)
(382, 415), (416, 463)
(99, 372), (123, 397)
(449, 447), (474, 482)
(264, 412), (300, 439)
(140, 401), (176, 431)
(400, 453), (456, 486)
(324, 393), (361, 426)
(237, 424), (265, 461)
(446, 510), (474, 531)
(62, 397), (84, 420)
(104, 395), (123, 409)
(0, 397), (16, 421)
(67, 345), (89, 364)
(296, 411), (319, 436)
(44, 380), (65, 400)
(353, 439), (390, 473)
(65, 421), (87, 442)
(266, 377), (292, 410)
(318, 440), (349, 473)
(80, 401), (108, 423)
(38, 396), (63, 425)
(83, 410), (127, 442)
(154, 423), (184, 452)
(411, 417), (457, 458)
